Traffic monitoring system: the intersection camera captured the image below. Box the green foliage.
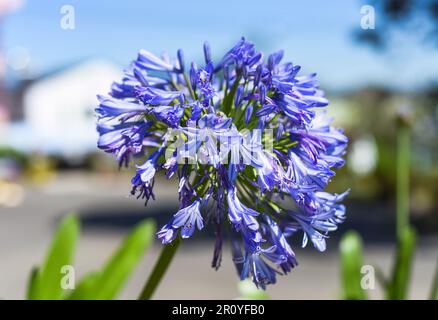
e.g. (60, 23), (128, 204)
(27, 215), (155, 300)
(66, 272), (101, 300)
(339, 230), (367, 300)
(237, 279), (269, 300)
(374, 227), (417, 300)
(0, 147), (28, 166)
(387, 227), (416, 299)
(26, 267), (40, 300)
(27, 214), (79, 299)
(430, 259), (438, 300)
(70, 220), (156, 300)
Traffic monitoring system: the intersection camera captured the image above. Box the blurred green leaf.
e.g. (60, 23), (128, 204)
(29, 214), (79, 300)
(387, 226), (416, 300)
(26, 266), (40, 300)
(80, 220), (156, 300)
(429, 259), (438, 300)
(374, 264), (388, 291)
(237, 279), (269, 300)
(40, 214), (80, 299)
(339, 230), (367, 300)
(66, 272), (101, 300)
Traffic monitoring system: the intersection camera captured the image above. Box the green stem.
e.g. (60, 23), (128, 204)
(430, 259), (438, 300)
(138, 237), (181, 300)
(388, 226), (416, 299)
(223, 75), (241, 115)
(396, 124), (410, 240)
(183, 73), (196, 100)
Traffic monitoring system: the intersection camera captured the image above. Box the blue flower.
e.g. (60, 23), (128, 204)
(96, 95), (148, 119)
(130, 148), (164, 204)
(190, 62), (215, 103)
(96, 38), (349, 289)
(227, 187), (259, 231)
(262, 215), (298, 273)
(157, 222), (177, 244)
(240, 246), (279, 290)
(218, 37), (263, 71)
(284, 191), (348, 252)
(135, 87), (184, 105)
(136, 49), (176, 72)
(151, 105), (184, 127)
(171, 199), (204, 238)
(97, 120), (153, 167)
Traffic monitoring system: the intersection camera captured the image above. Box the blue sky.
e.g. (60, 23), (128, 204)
(4, 0), (438, 91)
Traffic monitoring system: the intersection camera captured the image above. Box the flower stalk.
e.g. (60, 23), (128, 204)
(396, 110), (411, 240)
(138, 237), (181, 300)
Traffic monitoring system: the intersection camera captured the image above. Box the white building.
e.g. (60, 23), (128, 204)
(1, 59), (122, 158)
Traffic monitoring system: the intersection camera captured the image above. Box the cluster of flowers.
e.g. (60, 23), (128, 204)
(96, 38), (348, 288)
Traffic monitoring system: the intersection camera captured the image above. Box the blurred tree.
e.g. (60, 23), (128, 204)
(355, 0), (438, 49)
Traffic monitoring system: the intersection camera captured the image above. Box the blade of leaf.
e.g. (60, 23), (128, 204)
(388, 226), (416, 300)
(92, 220), (155, 300)
(33, 214), (79, 300)
(373, 264), (388, 291)
(429, 258), (438, 300)
(26, 266), (40, 300)
(65, 272), (101, 300)
(339, 230), (367, 300)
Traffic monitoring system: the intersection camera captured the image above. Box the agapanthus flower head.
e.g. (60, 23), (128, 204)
(96, 37), (349, 289)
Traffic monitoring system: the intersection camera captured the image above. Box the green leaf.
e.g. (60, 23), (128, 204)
(65, 272), (101, 300)
(222, 75), (241, 115)
(429, 259), (438, 300)
(339, 230), (367, 300)
(30, 214), (79, 300)
(91, 220), (155, 300)
(374, 264), (388, 291)
(387, 226), (416, 300)
(237, 279), (269, 300)
(26, 266), (40, 300)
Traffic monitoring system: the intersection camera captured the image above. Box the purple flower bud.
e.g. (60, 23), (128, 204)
(137, 49), (175, 72)
(244, 104), (253, 125)
(259, 84), (266, 103)
(267, 50), (284, 70)
(177, 49), (185, 72)
(247, 52), (263, 67)
(235, 85), (244, 107)
(276, 123), (284, 140)
(242, 66), (248, 80)
(190, 62), (198, 90)
(236, 59), (243, 72)
(223, 63), (230, 82)
(254, 64), (262, 86)
(203, 41), (211, 63)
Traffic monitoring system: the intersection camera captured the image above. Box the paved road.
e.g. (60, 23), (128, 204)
(0, 172), (436, 299)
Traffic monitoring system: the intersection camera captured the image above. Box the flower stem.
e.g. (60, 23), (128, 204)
(396, 123), (410, 240)
(138, 237), (181, 300)
(183, 73), (196, 100)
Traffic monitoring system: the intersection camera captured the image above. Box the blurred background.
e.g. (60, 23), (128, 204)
(0, 0), (437, 299)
